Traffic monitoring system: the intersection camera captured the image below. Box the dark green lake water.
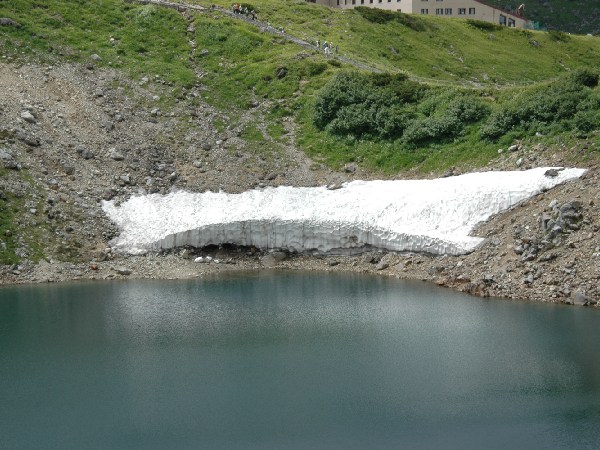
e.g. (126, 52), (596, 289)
(1, 271), (599, 449)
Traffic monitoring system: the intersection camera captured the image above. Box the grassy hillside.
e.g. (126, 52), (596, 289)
(484, 0), (600, 35)
(1, 1), (599, 170)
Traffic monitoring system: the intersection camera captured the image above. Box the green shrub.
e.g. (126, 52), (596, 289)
(355, 7), (429, 31)
(466, 19), (502, 32)
(314, 71), (489, 143)
(302, 61), (328, 77)
(481, 71), (600, 140)
(548, 29), (570, 42)
(395, 13), (428, 32)
(355, 6), (395, 24)
(403, 115), (462, 145)
(568, 68), (599, 88)
(447, 96), (490, 122)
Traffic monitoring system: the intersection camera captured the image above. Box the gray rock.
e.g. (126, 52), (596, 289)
(201, 143), (212, 151)
(544, 168), (560, 178)
(344, 163), (357, 173)
(109, 148), (124, 161)
(20, 111), (36, 124)
(571, 291), (594, 306)
(0, 18), (20, 27)
(261, 251), (287, 267)
(102, 190), (115, 200)
(90, 53), (102, 61)
(508, 144), (519, 152)
(483, 273), (496, 283)
(376, 262), (389, 271)
(113, 267), (132, 275)
(16, 130), (40, 146)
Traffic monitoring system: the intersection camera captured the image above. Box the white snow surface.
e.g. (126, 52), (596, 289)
(102, 167), (585, 256)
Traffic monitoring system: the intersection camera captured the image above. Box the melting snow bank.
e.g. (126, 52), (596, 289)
(102, 167), (586, 256)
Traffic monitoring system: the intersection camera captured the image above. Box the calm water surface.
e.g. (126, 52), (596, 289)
(1, 271), (599, 449)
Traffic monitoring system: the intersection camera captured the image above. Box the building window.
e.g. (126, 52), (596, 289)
(397, 0), (401, 2)
(379, 0), (382, 3)
(499, 14), (506, 25)
(445, 8), (452, 14)
(458, 8), (466, 15)
(370, 0), (373, 3)
(469, 7), (475, 14)
(360, 0), (364, 4)
(352, 0), (355, 4)
(336, 0), (339, 4)
(508, 18), (515, 27)
(435, 8), (442, 14)
(421, 8), (428, 14)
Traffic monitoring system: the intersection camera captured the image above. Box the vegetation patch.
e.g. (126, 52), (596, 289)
(481, 69), (600, 140)
(355, 6), (429, 31)
(466, 19), (503, 32)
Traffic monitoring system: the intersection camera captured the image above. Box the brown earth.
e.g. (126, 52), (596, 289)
(1, 62), (598, 307)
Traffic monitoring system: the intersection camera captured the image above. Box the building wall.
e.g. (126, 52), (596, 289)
(309, 0), (527, 28)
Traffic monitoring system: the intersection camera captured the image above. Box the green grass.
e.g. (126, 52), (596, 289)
(192, 0), (600, 85)
(0, 0), (195, 86)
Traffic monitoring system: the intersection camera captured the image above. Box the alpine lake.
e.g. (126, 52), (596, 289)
(1, 271), (599, 449)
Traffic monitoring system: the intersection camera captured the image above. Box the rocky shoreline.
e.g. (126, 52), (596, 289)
(1, 62), (599, 307)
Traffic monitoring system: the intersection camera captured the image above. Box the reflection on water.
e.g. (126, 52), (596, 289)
(1, 272), (599, 449)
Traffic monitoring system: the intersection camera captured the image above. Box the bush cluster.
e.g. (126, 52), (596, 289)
(313, 71), (487, 145)
(314, 69), (600, 147)
(355, 7), (429, 31)
(480, 69), (600, 139)
(466, 19), (503, 32)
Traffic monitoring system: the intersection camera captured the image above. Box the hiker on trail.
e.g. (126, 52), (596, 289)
(243, 6), (248, 16)
(316, 39), (320, 49)
(250, 9), (256, 20)
(233, 3), (239, 14)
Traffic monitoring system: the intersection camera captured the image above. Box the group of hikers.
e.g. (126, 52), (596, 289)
(232, 3), (256, 20)
(316, 40), (337, 56)
(229, 4), (339, 56)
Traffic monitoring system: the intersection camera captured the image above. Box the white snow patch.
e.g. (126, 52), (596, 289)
(102, 167), (585, 256)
